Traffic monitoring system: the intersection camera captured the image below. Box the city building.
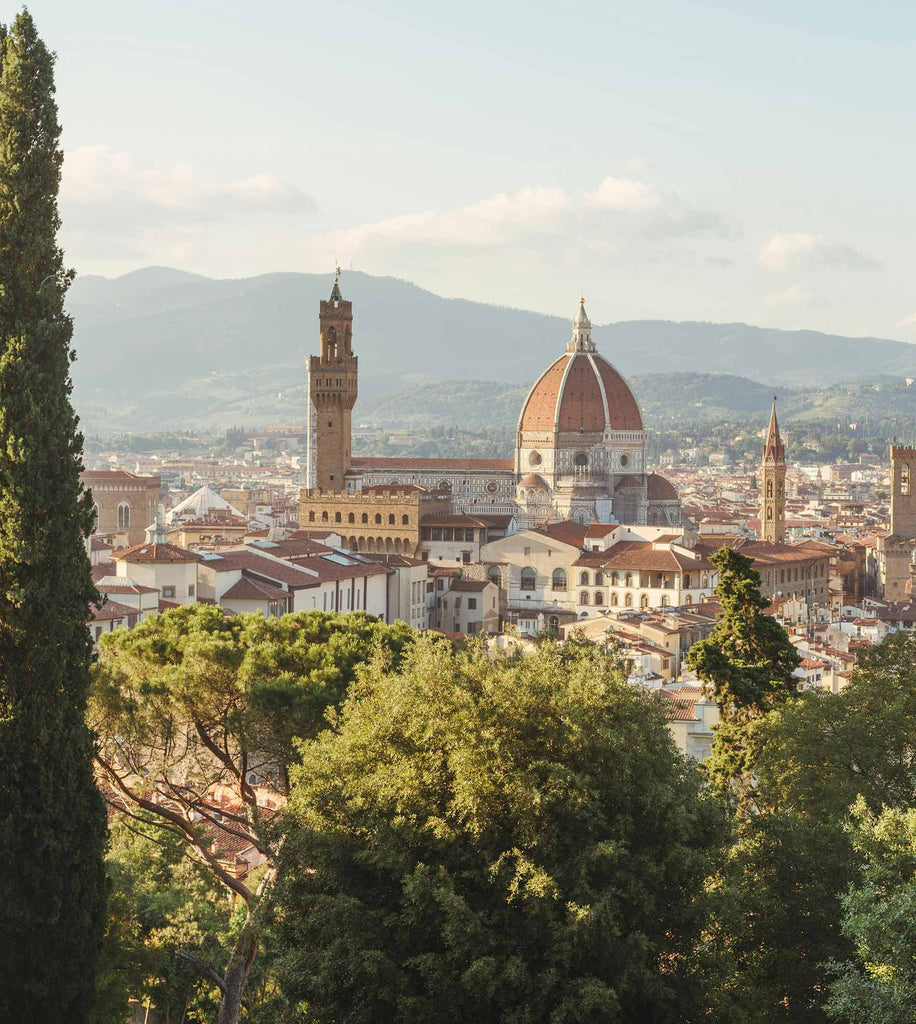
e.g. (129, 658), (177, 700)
(301, 276), (681, 529)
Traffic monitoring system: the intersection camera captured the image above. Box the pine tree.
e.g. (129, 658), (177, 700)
(0, 11), (107, 1021)
(686, 546), (799, 805)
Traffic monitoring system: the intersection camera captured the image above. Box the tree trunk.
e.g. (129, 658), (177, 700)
(217, 915), (260, 1024)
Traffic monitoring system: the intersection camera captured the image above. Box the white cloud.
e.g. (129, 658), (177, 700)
(61, 146), (315, 224)
(765, 283), (812, 307)
(299, 176), (726, 270)
(757, 231), (878, 272)
(897, 311), (916, 330)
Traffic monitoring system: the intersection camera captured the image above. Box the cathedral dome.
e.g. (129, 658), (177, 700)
(518, 298), (642, 435)
(518, 351), (643, 434)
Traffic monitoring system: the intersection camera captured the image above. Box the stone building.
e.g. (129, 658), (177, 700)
(80, 469), (161, 547)
(759, 400), (786, 544)
(878, 444), (916, 598)
(299, 483), (450, 555)
(300, 277), (681, 529)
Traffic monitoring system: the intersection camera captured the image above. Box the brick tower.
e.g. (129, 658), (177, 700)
(890, 445), (916, 539)
(760, 399), (786, 544)
(305, 269), (357, 490)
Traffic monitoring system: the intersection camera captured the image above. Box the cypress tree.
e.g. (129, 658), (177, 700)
(0, 10), (107, 1021)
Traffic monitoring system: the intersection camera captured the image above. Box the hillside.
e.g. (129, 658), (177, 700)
(67, 267), (916, 434)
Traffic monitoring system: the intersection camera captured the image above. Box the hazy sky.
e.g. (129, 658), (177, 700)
(34, 0), (916, 339)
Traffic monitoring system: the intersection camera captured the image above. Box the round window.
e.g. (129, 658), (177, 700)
(620, 454), (629, 467)
(574, 452), (588, 467)
(528, 451), (542, 466)
(486, 480), (498, 494)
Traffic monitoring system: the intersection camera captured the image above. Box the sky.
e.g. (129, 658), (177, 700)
(28, 0), (916, 339)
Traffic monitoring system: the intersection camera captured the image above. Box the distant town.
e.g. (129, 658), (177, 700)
(80, 273), (916, 763)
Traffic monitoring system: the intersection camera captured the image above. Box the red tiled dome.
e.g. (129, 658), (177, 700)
(646, 472), (678, 501)
(518, 352), (642, 434)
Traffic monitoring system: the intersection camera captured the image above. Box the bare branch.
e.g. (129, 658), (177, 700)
(175, 950), (227, 994)
(94, 753), (256, 907)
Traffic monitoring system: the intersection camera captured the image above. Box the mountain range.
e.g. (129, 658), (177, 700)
(67, 267), (916, 434)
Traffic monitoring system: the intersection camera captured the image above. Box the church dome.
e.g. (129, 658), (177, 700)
(518, 299), (642, 435)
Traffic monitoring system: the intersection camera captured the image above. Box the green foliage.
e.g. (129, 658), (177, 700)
(277, 638), (723, 1023)
(92, 815), (292, 1024)
(91, 606), (414, 1024)
(0, 11), (107, 1020)
(702, 632), (916, 1022)
(686, 546), (799, 804)
(826, 801), (916, 1024)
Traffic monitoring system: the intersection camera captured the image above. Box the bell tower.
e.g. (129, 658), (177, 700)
(760, 399), (786, 544)
(306, 268), (357, 491)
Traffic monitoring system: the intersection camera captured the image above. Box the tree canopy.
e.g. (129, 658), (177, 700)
(277, 637), (723, 1024)
(91, 606), (414, 1024)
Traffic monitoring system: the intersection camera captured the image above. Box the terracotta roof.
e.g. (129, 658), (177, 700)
(450, 578), (491, 592)
(518, 352), (643, 434)
(517, 473), (548, 488)
(421, 514), (493, 527)
(531, 520), (589, 546)
(585, 523), (619, 538)
(203, 549), (319, 586)
(90, 537), (114, 551)
(90, 599), (137, 622)
(646, 473), (678, 501)
(116, 542), (202, 564)
(350, 457), (513, 472)
(221, 576), (290, 602)
(80, 470), (160, 483)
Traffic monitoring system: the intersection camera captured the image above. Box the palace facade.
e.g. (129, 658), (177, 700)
(300, 275), (682, 539)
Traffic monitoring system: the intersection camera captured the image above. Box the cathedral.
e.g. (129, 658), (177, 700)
(301, 273), (682, 536)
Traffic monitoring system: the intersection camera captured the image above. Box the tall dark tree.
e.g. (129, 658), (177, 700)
(686, 546), (799, 804)
(0, 10), (107, 1021)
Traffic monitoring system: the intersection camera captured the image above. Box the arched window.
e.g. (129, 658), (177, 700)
(594, 591), (604, 606)
(321, 511), (329, 522)
(308, 511), (315, 522)
(579, 591), (589, 605)
(529, 451), (542, 466)
(595, 571), (604, 586)
(548, 615), (559, 633)
(552, 568), (567, 591)
(374, 513), (382, 525)
(520, 567), (536, 591)
(610, 571), (619, 585)
(767, 508), (774, 520)
(610, 592), (619, 606)
(92, 502), (100, 532)
(579, 571), (590, 586)
(402, 514), (409, 525)
(117, 501), (130, 529)
(640, 594), (649, 609)
(348, 512), (355, 523)
(661, 595), (669, 607)
(683, 574), (691, 589)
(685, 594), (692, 605)
(698, 594), (706, 603)
(361, 512), (368, 524)
(388, 514), (395, 525)
(902, 464), (911, 496)
(487, 565), (501, 586)
(625, 593), (633, 607)
(767, 480), (773, 498)
(624, 573), (633, 587)
(702, 574), (709, 589)
(335, 511), (342, 523)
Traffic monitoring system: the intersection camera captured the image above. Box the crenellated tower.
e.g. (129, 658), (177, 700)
(305, 268), (357, 490)
(760, 398), (786, 543)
